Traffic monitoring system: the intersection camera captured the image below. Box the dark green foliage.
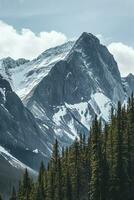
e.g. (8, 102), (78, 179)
(36, 161), (46, 200)
(18, 169), (34, 200)
(89, 117), (103, 200)
(14, 95), (134, 200)
(9, 187), (17, 200)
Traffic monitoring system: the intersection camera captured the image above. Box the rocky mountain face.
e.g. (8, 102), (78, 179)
(0, 145), (37, 199)
(0, 42), (75, 193)
(0, 32), (134, 197)
(122, 73), (134, 97)
(26, 32), (131, 142)
(0, 75), (56, 170)
(0, 41), (74, 101)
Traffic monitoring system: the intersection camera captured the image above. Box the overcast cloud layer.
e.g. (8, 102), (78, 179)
(0, 20), (134, 77)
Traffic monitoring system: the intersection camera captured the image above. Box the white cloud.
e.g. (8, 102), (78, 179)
(108, 42), (134, 77)
(95, 34), (134, 77)
(0, 20), (134, 77)
(0, 20), (67, 60)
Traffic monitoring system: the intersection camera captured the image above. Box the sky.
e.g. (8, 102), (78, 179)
(0, 0), (134, 76)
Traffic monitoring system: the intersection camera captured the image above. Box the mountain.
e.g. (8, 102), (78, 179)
(0, 32), (134, 198)
(26, 32), (130, 142)
(0, 75), (57, 169)
(0, 41), (74, 102)
(0, 42), (75, 196)
(0, 74), (56, 197)
(1, 32), (134, 160)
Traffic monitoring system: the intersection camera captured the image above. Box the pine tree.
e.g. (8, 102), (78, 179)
(79, 134), (89, 198)
(64, 167), (72, 200)
(120, 105), (130, 200)
(51, 139), (59, 170)
(127, 94), (134, 200)
(46, 139), (61, 200)
(101, 124), (109, 200)
(106, 107), (119, 200)
(106, 102), (130, 200)
(47, 167), (54, 200)
(36, 161), (46, 200)
(13, 96), (134, 200)
(54, 158), (62, 200)
(9, 187), (17, 200)
(69, 138), (81, 200)
(62, 147), (69, 200)
(18, 169), (33, 200)
(114, 101), (123, 200)
(89, 116), (103, 200)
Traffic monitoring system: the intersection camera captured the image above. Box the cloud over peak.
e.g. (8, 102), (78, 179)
(108, 42), (134, 77)
(0, 20), (134, 77)
(0, 20), (67, 60)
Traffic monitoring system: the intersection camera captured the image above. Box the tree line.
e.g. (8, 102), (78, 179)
(2, 95), (134, 200)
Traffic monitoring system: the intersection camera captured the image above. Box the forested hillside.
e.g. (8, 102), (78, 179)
(5, 94), (134, 200)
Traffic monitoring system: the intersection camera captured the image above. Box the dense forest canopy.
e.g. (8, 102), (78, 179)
(4, 95), (134, 200)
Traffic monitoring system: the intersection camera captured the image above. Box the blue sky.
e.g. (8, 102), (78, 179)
(0, 0), (134, 76)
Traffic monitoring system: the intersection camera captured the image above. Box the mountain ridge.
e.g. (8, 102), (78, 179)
(0, 32), (134, 198)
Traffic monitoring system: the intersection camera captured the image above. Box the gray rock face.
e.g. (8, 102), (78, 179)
(2, 57), (29, 68)
(122, 73), (134, 97)
(0, 42), (74, 101)
(27, 33), (126, 144)
(67, 32), (124, 103)
(0, 147), (37, 200)
(0, 75), (55, 170)
(29, 33), (125, 107)
(0, 42), (76, 183)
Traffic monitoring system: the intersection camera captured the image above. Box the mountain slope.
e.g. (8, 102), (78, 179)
(0, 41), (74, 102)
(26, 32), (127, 142)
(0, 145), (37, 200)
(1, 33), (133, 160)
(0, 75), (56, 170)
(0, 75), (58, 197)
(1, 32), (134, 198)
(122, 73), (134, 97)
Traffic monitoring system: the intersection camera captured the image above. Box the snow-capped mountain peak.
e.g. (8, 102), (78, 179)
(0, 41), (74, 102)
(25, 32), (130, 147)
(0, 33), (134, 188)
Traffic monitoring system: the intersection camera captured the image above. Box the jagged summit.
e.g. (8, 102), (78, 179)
(1, 57), (29, 68)
(78, 32), (100, 44)
(126, 73), (134, 78)
(122, 73), (134, 96)
(0, 41), (74, 101)
(68, 32), (100, 55)
(25, 32), (127, 149)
